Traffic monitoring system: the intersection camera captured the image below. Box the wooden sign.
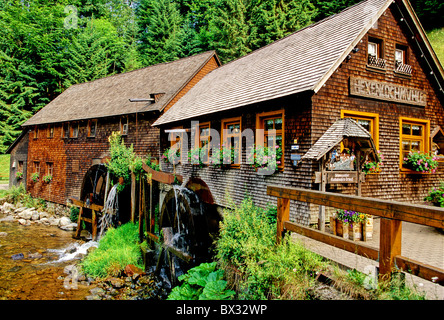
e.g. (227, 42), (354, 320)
(350, 76), (427, 107)
(327, 171), (358, 184)
(315, 171), (365, 184)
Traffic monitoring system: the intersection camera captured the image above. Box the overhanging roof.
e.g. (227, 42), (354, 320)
(302, 118), (378, 161)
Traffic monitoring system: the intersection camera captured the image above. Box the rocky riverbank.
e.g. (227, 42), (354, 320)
(0, 200), (166, 300)
(0, 201), (78, 231)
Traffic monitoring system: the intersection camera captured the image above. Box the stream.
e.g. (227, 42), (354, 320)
(0, 214), (96, 300)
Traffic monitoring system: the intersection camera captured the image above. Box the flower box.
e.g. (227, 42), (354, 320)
(330, 216), (373, 241)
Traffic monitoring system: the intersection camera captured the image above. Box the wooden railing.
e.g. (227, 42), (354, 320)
(267, 185), (444, 285)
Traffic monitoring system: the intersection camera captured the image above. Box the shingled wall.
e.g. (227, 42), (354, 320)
(27, 115), (159, 205)
(311, 5), (444, 206)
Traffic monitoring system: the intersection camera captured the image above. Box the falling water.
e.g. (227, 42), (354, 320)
(98, 184), (119, 238)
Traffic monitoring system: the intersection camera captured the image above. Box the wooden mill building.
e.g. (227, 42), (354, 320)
(7, 51), (220, 206)
(153, 0), (444, 225)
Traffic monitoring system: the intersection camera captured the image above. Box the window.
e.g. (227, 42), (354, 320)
(400, 117), (430, 169)
(197, 122), (211, 163)
(34, 126), (39, 139)
(341, 110), (379, 149)
(88, 120), (97, 138)
(367, 38), (386, 69)
(257, 110), (284, 169)
(34, 161), (40, 174)
(395, 45), (412, 75)
(120, 117), (128, 135)
(47, 124), (54, 138)
(62, 123), (69, 138)
(18, 161), (24, 173)
(169, 126), (185, 161)
(46, 162), (54, 176)
(69, 122), (79, 138)
(221, 117), (242, 166)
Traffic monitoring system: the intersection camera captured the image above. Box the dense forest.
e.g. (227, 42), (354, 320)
(0, 0), (443, 153)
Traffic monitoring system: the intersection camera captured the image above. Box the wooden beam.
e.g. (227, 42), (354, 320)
(69, 197), (103, 212)
(267, 185), (444, 229)
(131, 172), (136, 222)
(142, 163), (183, 185)
(145, 231), (192, 263)
(283, 221), (379, 261)
(395, 255), (444, 286)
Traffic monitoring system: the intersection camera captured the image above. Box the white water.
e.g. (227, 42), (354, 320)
(99, 184), (119, 238)
(47, 241), (99, 263)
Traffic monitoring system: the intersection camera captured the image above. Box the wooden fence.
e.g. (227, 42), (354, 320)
(267, 185), (444, 285)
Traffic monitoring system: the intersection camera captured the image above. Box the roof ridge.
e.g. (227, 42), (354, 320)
(68, 50), (216, 89)
(217, 0), (377, 69)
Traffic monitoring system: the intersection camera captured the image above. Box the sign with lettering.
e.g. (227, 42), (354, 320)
(315, 171), (365, 184)
(350, 77), (427, 107)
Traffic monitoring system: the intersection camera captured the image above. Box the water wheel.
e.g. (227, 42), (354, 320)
(80, 164), (108, 206)
(156, 186), (211, 287)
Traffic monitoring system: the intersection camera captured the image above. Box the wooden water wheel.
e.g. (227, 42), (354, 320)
(155, 187), (211, 286)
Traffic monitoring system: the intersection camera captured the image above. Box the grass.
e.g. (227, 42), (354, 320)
(80, 222), (144, 278)
(427, 27), (444, 65)
(0, 154), (10, 183)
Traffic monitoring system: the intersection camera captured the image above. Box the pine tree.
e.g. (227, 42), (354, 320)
(137, 0), (185, 65)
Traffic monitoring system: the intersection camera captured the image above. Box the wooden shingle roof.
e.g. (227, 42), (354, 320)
(23, 51), (217, 126)
(302, 118), (377, 161)
(153, 0), (392, 126)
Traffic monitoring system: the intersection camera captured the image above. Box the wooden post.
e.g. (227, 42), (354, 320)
(92, 209), (97, 241)
(138, 177), (143, 243)
(379, 218), (402, 280)
(318, 156), (326, 232)
(276, 197), (290, 244)
(131, 172), (136, 222)
(74, 207), (84, 238)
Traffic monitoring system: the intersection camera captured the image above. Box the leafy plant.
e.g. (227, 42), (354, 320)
(106, 132), (146, 192)
(216, 197), (326, 299)
(42, 174), (52, 183)
(31, 172), (40, 183)
(424, 181), (444, 207)
(167, 262), (235, 300)
(403, 151), (439, 173)
(15, 171), (23, 179)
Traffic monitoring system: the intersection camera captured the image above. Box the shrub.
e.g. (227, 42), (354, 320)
(424, 181), (444, 207)
(216, 197), (326, 299)
(81, 223), (143, 278)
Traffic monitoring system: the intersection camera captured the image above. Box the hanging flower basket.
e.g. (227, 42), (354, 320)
(403, 151), (439, 173)
(42, 174), (53, 183)
(31, 172), (40, 183)
(15, 171), (23, 180)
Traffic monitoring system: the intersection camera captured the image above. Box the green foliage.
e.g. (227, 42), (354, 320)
(106, 132), (138, 192)
(137, 0), (185, 66)
(0, 154), (9, 181)
(427, 28), (444, 65)
(0, 183), (46, 209)
(216, 197), (326, 299)
(424, 181), (444, 207)
(167, 262), (235, 300)
(81, 222), (143, 278)
(403, 151), (439, 173)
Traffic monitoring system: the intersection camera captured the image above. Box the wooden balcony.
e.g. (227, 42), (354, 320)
(367, 54), (386, 69)
(395, 62), (413, 75)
